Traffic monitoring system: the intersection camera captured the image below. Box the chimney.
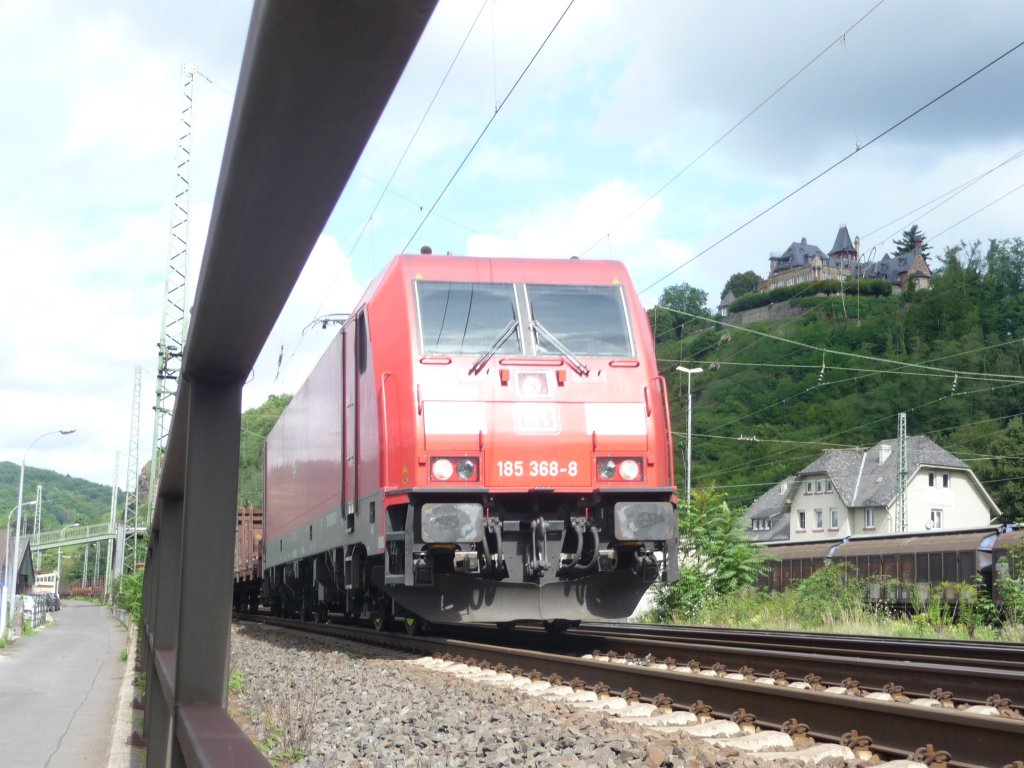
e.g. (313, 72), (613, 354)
(878, 444), (892, 463)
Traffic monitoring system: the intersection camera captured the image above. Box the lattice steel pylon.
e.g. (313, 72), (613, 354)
(895, 411), (908, 532)
(124, 366), (142, 569)
(147, 63), (196, 530)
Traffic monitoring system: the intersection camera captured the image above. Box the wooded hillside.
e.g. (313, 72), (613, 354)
(657, 238), (1024, 522)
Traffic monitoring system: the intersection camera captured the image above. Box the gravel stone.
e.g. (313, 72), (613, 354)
(229, 623), (863, 767)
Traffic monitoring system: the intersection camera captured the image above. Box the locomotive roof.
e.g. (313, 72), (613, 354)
(350, 253), (640, 320)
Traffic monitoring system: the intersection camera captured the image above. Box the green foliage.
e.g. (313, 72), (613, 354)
(721, 270), (762, 301)
(649, 283), (711, 342)
(112, 572), (144, 628)
(228, 668), (247, 694)
(650, 487), (765, 621)
(665, 237), (1024, 521)
(790, 564), (866, 626)
(892, 224), (930, 256)
(0, 462), (110, 533)
(726, 279), (891, 313)
(238, 394), (292, 509)
(998, 545), (1024, 624)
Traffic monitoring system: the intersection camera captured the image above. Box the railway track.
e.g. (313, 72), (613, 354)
(442, 621), (1024, 706)
(234, 613), (1024, 767)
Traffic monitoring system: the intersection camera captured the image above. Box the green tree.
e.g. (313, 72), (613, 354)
(892, 224), (930, 257)
(238, 394), (292, 508)
(656, 283), (710, 339)
(973, 416), (1024, 523)
(649, 487), (765, 621)
(720, 270), (762, 302)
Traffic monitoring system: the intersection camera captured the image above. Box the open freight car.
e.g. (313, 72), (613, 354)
(261, 252), (679, 629)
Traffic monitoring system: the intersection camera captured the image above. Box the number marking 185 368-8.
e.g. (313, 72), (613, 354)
(497, 460), (578, 478)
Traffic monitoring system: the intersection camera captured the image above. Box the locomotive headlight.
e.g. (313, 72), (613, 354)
(598, 459), (617, 480)
(618, 459), (641, 481)
(456, 458), (477, 480)
(431, 458), (454, 481)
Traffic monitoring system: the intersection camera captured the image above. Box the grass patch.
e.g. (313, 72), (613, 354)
(120, 648), (130, 662)
(228, 668), (246, 694)
(647, 564), (1024, 641)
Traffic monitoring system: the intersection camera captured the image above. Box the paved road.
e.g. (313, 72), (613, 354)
(0, 602), (127, 768)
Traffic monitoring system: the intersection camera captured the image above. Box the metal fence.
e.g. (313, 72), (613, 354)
(137, 3), (436, 766)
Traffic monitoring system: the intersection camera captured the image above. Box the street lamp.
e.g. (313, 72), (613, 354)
(8, 429), (75, 633)
(55, 523), (81, 597)
(675, 367), (703, 506)
(2, 500), (39, 639)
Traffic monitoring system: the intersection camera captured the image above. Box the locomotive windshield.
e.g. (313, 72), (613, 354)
(416, 281), (521, 354)
(526, 284), (633, 357)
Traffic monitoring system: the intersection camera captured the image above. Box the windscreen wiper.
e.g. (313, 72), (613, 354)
(532, 320), (590, 376)
(469, 319), (518, 375)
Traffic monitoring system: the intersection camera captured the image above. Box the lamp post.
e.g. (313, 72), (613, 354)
(9, 429), (75, 632)
(55, 523), (81, 598)
(2, 501), (39, 639)
(675, 367), (703, 507)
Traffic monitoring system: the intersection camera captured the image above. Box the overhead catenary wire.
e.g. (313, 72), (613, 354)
(655, 304), (1024, 383)
(861, 146), (1024, 250)
(638, 38), (1024, 296)
(401, 0), (576, 254)
(576, 0), (889, 259)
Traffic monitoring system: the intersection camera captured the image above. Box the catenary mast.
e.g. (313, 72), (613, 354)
(147, 63), (196, 529)
(124, 366), (142, 569)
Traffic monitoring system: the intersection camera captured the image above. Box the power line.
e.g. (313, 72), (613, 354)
(577, 0), (889, 259)
(861, 146), (1024, 250)
(655, 304), (1024, 382)
(639, 38), (1024, 296)
(348, 1), (489, 263)
(401, 0), (576, 253)
(931, 180), (1024, 241)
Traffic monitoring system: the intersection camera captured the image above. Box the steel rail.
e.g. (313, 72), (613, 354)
(453, 623), (1024, 705)
(235, 614), (1024, 767)
(583, 621), (1024, 666)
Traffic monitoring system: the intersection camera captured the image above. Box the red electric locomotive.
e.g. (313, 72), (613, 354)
(262, 251), (679, 628)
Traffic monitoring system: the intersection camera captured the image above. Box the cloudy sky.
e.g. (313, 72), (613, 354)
(2, 0), (1022, 487)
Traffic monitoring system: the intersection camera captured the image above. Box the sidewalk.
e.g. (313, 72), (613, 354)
(0, 601), (139, 767)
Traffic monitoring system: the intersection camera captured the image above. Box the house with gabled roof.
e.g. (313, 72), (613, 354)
(859, 241), (932, 293)
(760, 226), (863, 292)
(746, 435), (998, 542)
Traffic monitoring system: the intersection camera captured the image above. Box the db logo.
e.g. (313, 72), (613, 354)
(512, 404), (560, 434)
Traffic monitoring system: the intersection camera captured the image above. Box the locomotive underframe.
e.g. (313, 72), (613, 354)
(262, 489), (678, 624)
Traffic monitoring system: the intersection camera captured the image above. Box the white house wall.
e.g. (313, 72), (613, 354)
(789, 474), (851, 541)
(904, 469), (991, 531)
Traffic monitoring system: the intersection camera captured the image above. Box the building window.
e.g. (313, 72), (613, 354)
(928, 472), (935, 487)
(806, 482), (812, 494)
(826, 480), (833, 492)
(830, 508), (839, 529)
(798, 511), (806, 530)
(814, 509), (823, 530)
(815, 480), (822, 493)
(931, 509), (942, 529)
(942, 473), (949, 488)
(864, 508), (875, 529)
